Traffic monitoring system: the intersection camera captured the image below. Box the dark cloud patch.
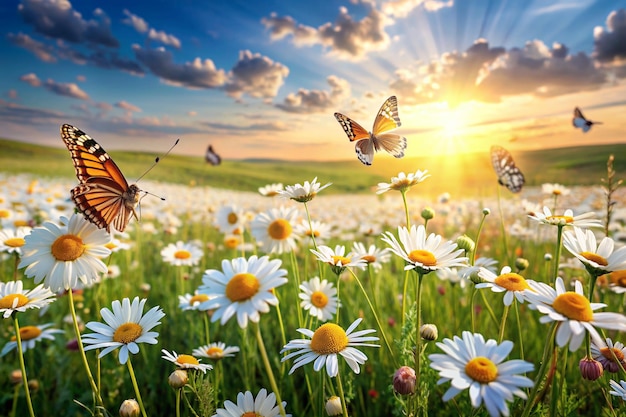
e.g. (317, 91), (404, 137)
(276, 75), (350, 113)
(225, 50), (289, 99)
(133, 45), (227, 89)
(8, 32), (56, 62)
(44, 79), (90, 100)
(18, 0), (119, 47)
(593, 9), (626, 63)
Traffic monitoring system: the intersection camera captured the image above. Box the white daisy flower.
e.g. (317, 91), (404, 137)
(1, 323), (64, 356)
(376, 169), (430, 194)
(428, 331), (534, 417)
(563, 227), (626, 276)
(476, 266), (532, 306)
(278, 177), (331, 203)
(178, 292), (211, 311)
(281, 317), (379, 377)
(607, 270), (626, 294)
(542, 183), (570, 196)
(0, 227), (31, 255)
(82, 297), (165, 364)
(310, 245), (367, 275)
(299, 277), (339, 322)
(590, 337), (626, 373)
(104, 237), (131, 253)
(528, 206), (602, 229)
(459, 257), (499, 281)
(0, 280), (56, 318)
(197, 255), (288, 328)
(258, 183), (284, 197)
(524, 277), (626, 351)
(161, 349), (213, 373)
(351, 242), (391, 271)
(193, 341), (240, 360)
(250, 206), (300, 254)
(215, 205), (245, 234)
(161, 240), (204, 267)
(212, 388), (291, 417)
(18, 214), (111, 292)
(294, 219), (331, 246)
(609, 380), (626, 400)
(381, 225), (467, 273)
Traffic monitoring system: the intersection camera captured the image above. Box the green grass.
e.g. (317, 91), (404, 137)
(1, 137), (624, 196)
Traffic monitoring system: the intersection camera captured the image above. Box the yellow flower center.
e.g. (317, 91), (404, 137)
(104, 242), (118, 250)
(227, 212), (238, 225)
(408, 250), (437, 266)
(310, 323), (349, 354)
(610, 270), (626, 287)
(176, 354), (200, 366)
(465, 356), (498, 383)
(494, 273), (530, 292)
(113, 323), (143, 344)
(225, 273), (260, 302)
(580, 251), (608, 266)
(361, 255), (376, 263)
(552, 190), (562, 195)
(190, 294), (209, 304)
(267, 219), (292, 240)
(311, 291), (329, 308)
(0, 294), (29, 309)
(0, 209), (10, 218)
(174, 250), (191, 260)
(207, 346), (224, 356)
(546, 215), (574, 223)
(11, 326), (42, 341)
(331, 255), (351, 266)
(241, 412), (257, 417)
(51, 234), (85, 261)
(306, 229), (321, 238)
(224, 236), (240, 249)
(552, 292), (593, 321)
(14, 220), (29, 227)
(4, 237), (25, 248)
(601, 347), (625, 362)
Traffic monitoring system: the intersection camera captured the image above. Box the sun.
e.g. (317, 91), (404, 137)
(435, 107), (473, 155)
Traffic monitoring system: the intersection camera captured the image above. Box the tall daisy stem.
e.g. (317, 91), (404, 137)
(12, 316), (35, 417)
(415, 271), (424, 404)
(552, 225), (564, 283)
(68, 290), (104, 412)
(498, 305), (510, 343)
(254, 323), (286, 417)
(335, 371), (350, 417)
(401, 190), (411, 228)
(521, 322), (557, 417)
(126, 359), (148, 417)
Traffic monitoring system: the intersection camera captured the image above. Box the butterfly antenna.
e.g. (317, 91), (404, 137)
(140, 190), (166, 202)
(135, 138), (180, 183)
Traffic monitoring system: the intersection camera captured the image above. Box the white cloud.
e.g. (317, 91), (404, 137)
(382, 0), (453, 17)
(148, 28), (182, 49)
(276, 75), (351, 113)
(122, 9), (149, 33)
(115, 101), (142, 112)
(20, 73), (42, 87)
(8, 32), (56, 62)
(225, 50), (289, 99)
(44, 79), (90, 100)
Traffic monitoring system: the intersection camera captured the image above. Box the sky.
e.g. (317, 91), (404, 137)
(1, 0), (626, 162)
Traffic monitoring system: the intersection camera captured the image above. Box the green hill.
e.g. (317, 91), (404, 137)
(0, 137), (624, 196)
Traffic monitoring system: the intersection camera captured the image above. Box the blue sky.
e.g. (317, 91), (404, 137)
(1, 0), (625, 161)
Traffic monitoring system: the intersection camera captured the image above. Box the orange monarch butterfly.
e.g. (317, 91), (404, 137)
(572, 107), (602, 133)
(334, 96), (407, 165)
(490, 145), (525, 193)
(61, 124), (142, 233)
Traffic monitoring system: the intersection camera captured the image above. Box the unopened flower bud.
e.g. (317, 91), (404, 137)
(168, 369), (188, 389)
(27, 379), (39, 392)
(119, 399), (140, 417)
(515, 258), (529, 272)
(421, 207), (435, 220)
(325, 396), (342, 416)
(482, 208), (491, 215)
(393, 366), (416, 395)
(544, 253), (552, 261)
(420, 324), (438, 341)
(10, 370), (22, 385)
(456, 235), (475, 253)
(579, 357), (603, 381)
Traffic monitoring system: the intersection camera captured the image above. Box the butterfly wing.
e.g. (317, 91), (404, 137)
(490, 145), (525, 193)
(375, 133), (407, 158)
(335, 112), (374, 165)
(372, 96), (401, 135)
(61, 124), (138, 232)
(206, 145), (221, 165)
(355, 139), (375, 165)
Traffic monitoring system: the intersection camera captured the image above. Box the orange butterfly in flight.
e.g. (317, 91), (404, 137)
(334, 96), (407, 165)
(61, 124), (141, 233)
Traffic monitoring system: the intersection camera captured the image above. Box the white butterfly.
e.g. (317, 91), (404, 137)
(334, 96), (407, 165)
(490, 145), (525, 193)
(573, 107), (602, 133)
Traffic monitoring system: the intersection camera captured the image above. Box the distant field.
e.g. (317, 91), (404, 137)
(0, 137), (624, 196)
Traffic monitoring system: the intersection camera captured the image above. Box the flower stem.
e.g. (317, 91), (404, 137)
(498, 304), (510, 343)
(13, 316), (35, 417)
(68, 290), (105, 412)
(401, 190), (411, 228)
(521, 322), (558, 417)
(415, 271), (424, 402)
(553, 225), (564, 283)
(513, 300), (524, 361)
(401, 269), (409, 329)
(254, 323), (286, 417)
(126, 359), (148, 417)
(203, 312), (211, 345)
(335, 370), (350, 417)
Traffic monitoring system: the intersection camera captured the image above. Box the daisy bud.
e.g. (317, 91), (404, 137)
(325, 396), (343, 416)
(515, 258), (529, 272)
(482, 208), (491, 215)
(420, 324), (438, 341)
(168, 370), (188, 389)
(393, 366), (416, 395)
(27, 379), (40, 392)
(579, 357), (603, 381)
(10, 369), (22, 385)
(119, 399), (141, 417)
(456, 235), (475, 253)
(66, 338), (80, 351)
(544, 253), (552, 261)
(139, 283), (151, 293)
(421, 207), (435, 220)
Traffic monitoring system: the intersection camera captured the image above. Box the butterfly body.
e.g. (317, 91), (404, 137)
(573, 107), (602, 133)
(490, 145), (525, 193)
(205, 144), (221, 165)
(61, 124), (140, 232)
(334, 96), (407, 165)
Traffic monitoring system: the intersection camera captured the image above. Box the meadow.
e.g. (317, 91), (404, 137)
(1, 139), (626, 417)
